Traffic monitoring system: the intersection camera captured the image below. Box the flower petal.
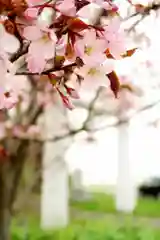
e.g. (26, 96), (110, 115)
(1, 33), (20, 54)
(23, 26), (43, 41)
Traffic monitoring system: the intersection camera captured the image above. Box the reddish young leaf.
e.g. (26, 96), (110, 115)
(67, 18), (89, 32)
(104, 48), (114, 59)
(107, 71), (120, 98)
(122, 48), (137, 58)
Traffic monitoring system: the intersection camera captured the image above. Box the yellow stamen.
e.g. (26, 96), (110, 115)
(88, 68), (97, 76)
(84, 45), (93, 55)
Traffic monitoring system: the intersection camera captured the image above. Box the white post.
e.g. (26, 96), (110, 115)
(71, 169), (83, 201)
(115, 121), (137, 213)
(41, 102), (70, 229)
(71, 169), (83, 191)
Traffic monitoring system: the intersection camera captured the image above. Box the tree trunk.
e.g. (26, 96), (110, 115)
(0, 164), (12, 240)
(0, 206), (11, 240)
(0, 139), (29, 240)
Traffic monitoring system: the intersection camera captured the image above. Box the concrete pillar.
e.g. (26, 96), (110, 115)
(41, 102), (70, 229)
(115, 122), (137, 213)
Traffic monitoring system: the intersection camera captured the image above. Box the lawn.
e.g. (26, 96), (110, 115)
(71, 192), (160, 218)
(12, 191), (160, 238)
(12, 217), (160, 239)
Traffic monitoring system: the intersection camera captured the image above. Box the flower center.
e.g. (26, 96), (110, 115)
(84, 45), (93, 55)
(42, 33), (50, 42)
(88, 67), (98, 76)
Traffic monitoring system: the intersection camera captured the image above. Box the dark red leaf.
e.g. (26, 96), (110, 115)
(122, 48), (137, 58)
(107, 71), (120, 98)
(104, 49), (114, 59)
(67, 18), (89, 32)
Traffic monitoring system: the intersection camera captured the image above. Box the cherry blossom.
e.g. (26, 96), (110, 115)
(23, 23), (57, 73)
(75, 59), (114, 90)
(102, 17), (126, 59)
(75, 29), (107, 65)
(0, 0), (134, 110)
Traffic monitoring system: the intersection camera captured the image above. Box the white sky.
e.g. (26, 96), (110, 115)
(66, 122), (160, 186)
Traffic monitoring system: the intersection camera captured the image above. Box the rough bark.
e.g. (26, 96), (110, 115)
(0, 161), (12, 240)
(0, 137), (37, 239)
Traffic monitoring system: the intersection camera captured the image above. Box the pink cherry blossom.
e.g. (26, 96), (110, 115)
(23, 23), (57, 73)
(0, 0), (129, 111)
(56, 0), (76, 17)
(75, 29), (107, 65)
(102, 17), (126, 59)
(75, 59), (114, 90)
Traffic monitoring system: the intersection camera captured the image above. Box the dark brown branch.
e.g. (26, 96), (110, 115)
(15, 62), (77, 76)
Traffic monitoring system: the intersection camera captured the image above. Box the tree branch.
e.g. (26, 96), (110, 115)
(124, 2), (160, 21)
(15, 63), (77, 76)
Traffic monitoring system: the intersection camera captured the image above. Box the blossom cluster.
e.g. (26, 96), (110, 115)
(0, 0), (136, 110)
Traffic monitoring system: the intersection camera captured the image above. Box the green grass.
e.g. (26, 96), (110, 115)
(11, 192), (160, 239)
(71, 193), (160, 217)
(12, 217), (160, 239)
(135, 197), (160, 217)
